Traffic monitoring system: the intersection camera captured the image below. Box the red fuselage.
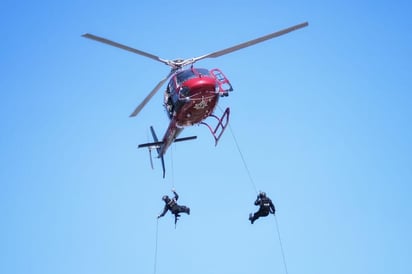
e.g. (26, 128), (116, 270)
(160, 67), (222, 155)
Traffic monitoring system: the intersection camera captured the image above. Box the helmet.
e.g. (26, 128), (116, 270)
(259, 192), (266, 198)
(162, 195), (169, 202)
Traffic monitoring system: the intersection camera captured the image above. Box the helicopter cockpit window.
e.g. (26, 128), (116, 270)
(176, 69), (212, 85)
(195, 68), (211, 77)
(167, 81), (174, 93)
(176, 70), (197, 85)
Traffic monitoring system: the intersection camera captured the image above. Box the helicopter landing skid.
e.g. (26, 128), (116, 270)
(200, 107), (230, 146)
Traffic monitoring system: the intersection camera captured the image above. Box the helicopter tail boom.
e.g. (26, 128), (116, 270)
(138, 126), (197, 178)
(137, 135), (197, 149)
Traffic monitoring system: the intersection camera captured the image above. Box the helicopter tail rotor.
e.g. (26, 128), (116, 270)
(138, 126), (197, 178)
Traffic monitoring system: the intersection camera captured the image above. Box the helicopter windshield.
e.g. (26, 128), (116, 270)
(196, 68), (211, 76)
(176, 68), (211, 85)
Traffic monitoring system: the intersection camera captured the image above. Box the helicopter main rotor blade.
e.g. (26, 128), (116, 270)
(82, 33), (169, 65)
(194, 22), (308, 62)
(129, 70), (175, 117)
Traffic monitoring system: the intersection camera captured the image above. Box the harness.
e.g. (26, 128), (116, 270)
(261, 198), (270, 208)
(168, 198), (180, 227)
(260, 198), (272, 214)
(167, 199), (177, 208)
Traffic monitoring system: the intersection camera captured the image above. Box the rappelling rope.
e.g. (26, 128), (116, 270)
(169, 145), (175, 188)
(153, 218), (159, 274)
(273, 214), (289, 274)
(227, 122), (258, 194)
(222, 106), (289, 274)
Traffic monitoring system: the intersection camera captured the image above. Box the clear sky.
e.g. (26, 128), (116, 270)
(1, 1), (411, 274)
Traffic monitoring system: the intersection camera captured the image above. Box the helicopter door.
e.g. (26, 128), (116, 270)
(164, 79), (177, 119)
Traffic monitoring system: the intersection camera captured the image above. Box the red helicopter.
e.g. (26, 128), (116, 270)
(82, 22), (308, 177)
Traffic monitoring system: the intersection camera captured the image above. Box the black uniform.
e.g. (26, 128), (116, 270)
(158, 190), (190, 223)
(249, 192), (275, 224)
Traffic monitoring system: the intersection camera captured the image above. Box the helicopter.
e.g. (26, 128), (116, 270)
(82, 21), (308, 178)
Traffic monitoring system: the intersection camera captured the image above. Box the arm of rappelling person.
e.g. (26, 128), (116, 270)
(158, 206), (168, 218)
(172, 189), (179, 201)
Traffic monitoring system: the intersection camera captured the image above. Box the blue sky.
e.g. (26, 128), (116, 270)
(1, 1), (411, 274)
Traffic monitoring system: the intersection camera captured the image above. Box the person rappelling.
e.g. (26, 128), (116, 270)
(157, 189), (190, 226)
(248, 191), (276, 224)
